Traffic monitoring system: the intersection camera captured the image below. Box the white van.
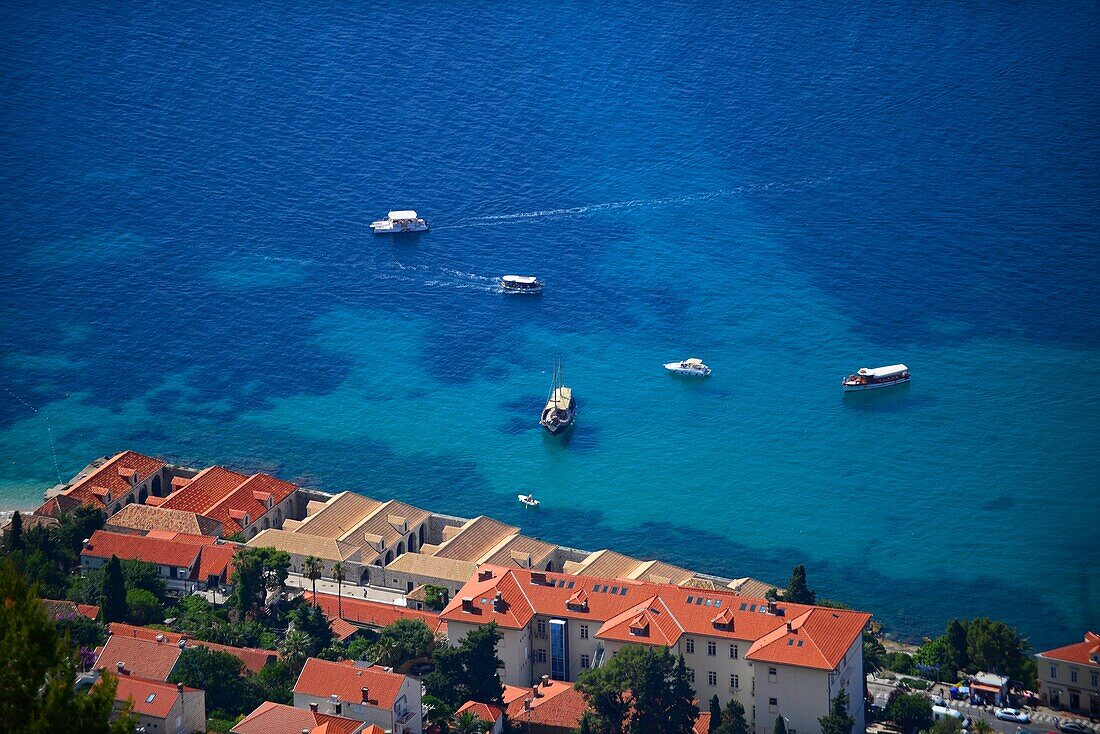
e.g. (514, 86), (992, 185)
(932, 706), (972, 729)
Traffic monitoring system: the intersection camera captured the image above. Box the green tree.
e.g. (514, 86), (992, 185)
(288, 603), (333, 658)
(424, 584), (449, 612)
(863, 633), (886, 674)
(423, 693), (455, 733)
(883, 691), (931, 733)
(453, 710), (489, 733)
(169, 646), (257, 718)
(884, 651), (916, 675)
(375, 618), (435, 669)
(279, 629), (312, 673)
(0, 560), (135, 734)
(578, 714), (595, 734)
(965, 618), (1031, 683)
(303, 556), (321, 602)
(55, 506), (106, 569)
(713, 699), (749, 734)
(784, 564), (815, 605)
(230, 546), (290, 619)
(774, 716), (788, 734)
(124, 588), (164, 626)
(425, 623), (505, 711)
(4, 512), (24, 553)
(914, 636), (955, 681)
(331, 562), (345, 618)
(818, 691), (855, 734)
(55, 615), (106, 651)
(99, 556), (128, 623)
(928, 717), (963, 734)
(708, 696), (721, 733)
(575, 645), (697, 734)
(945, 618), (969, 672)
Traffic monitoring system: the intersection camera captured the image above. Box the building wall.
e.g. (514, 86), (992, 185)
(1036, 654), (1100, 714)
(380, 565), (469, 600)
(292, 677), (422, 733)
(119, 689), (205, 734)
(241, 491), (299, 540)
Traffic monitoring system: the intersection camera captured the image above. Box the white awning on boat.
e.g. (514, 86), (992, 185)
(502, 275), (539, 284)
(388, 210), (418, 220)
(553, 386), (572, 410)
(857, 364), (908, 378)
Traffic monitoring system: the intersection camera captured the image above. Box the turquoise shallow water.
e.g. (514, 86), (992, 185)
(0, 2), (1098, 648)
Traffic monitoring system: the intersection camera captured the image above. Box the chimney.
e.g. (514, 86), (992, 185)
(330, 694), (341, 715)
(178, 639), (186, 649)
(478, 569), (493, 582)
(786, 621), (793, 632)
(541, 674), (551, 688)
(524, 698), (532, 712)
(492, 591), (504, 610)
(155, 634), (165, 643)
(116, 661), (125, 673)
(766, 600), (778, 615)
(309, 702), (318, 713)
(82, 538), (91, 549)
(531, 571), (547, 585)
(176, 682), (184, 694)
(361, 686), (370, 702)
(302, 730), (310, 734)
(532, 685), (541, 699)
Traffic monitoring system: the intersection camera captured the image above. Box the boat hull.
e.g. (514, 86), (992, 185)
(665, 365), (711, 377)
(371, 222), (429, 234)
(540, 403), (576, 435)
(842, 376), (911, 392)
(501, 285), (543, 294)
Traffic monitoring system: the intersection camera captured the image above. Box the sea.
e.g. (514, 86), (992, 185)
(0, 2), (1097, 650)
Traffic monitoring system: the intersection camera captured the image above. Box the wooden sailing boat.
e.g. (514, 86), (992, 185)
(539, 360), (576, 435)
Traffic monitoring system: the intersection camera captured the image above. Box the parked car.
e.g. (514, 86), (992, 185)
(931, 694), (946, 706)
(995, 708), (1031, 724)
(1058, 722), (1093, 734)
(932, 706), (971, 728)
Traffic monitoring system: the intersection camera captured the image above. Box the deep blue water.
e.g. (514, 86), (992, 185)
(1, 1), (1098, 649)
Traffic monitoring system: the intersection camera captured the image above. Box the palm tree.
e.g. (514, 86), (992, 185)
(279, 628), (311, 670)
(452, 710), (489, 734)
(331, 562), (345, 618)
(971, 720), (994, 734)
(303, 556), (321, 603)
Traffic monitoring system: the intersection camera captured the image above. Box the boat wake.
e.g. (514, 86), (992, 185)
(377, 261), (502, 293)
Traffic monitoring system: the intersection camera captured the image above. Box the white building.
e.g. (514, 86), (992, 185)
(293, 657), (422, 734)
(441, 566), (870, 734)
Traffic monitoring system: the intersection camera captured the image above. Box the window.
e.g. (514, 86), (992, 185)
(550, 619), (569, 681)
(707, 641), (716, 656)
(686, 638), (695, 654)
(1091, 672), (1098, 687)
(768, 667), (778, 682)
(768, 698), (778, 713)
(1050, 665), (1057, 678)
(581, 654), (591, 669)
(730, 644), (739, 659)
(730, 674), (739, 690)
(1070, 669), (1077, 683)
(687, 667), (695, 683)
(537, 649), (547, 663)
(580, 624), (589, 639)
(537, 620), (546, 637)
(708, 671), (717, 686)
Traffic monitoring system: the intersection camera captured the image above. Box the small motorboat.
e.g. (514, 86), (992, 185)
(842, 364), (910, 391)
(664, 358), (711, 377)
(370, 210), (429, 234)
(518, 494), (541, 509)
(500, 275), (543, 293)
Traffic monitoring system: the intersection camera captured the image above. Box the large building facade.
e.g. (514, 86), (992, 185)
(1035, 631), (1100, 715)
(442, 566), (869, 734)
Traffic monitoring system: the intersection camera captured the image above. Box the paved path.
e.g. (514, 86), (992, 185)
(283, 574), (405, 604)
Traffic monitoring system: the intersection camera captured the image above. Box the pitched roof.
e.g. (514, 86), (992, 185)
(82, 530), (201, 569)
(34, 494), (82, 518)
(231, 700), (364, 734)
(294, 658), (409, 709)
(63, 451), (167, 509)
(336, 499), (431, 561)
(248, 529), (361, 563)
(1037, 631), (1100, 666)
(568, 550), (642, 580)
(161, 466), (249, 514)
(204, 473), (298, 536)
(42, 598), (100, 621)
(293, 492), (383, 539)
(384, 551), (478, 584)
(479, 533), (558, 570)
(95, 634), (182, 681)
(727, 577), (777, 599)
(430, 516), (518, 562)
(456, 700), (504, 723)
(108, 675), (197, 718)
(108, 503), (223, 536)
(442, 566), (871, 671)
(503, 680), (587, 730)
(305, 592), (445, 635)
(106, 623), (276, 674)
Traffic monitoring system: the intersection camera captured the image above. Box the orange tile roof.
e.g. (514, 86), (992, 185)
(107, 623), (276, 674)
(144, 530), (219, 545)
(1038, 631), (1100, 666)
(64, 451), (167, 509)
(694, 712), (712, 734)
(442, 565), (871, 671)
(42, 598), (100, 621)
(306, 592), (445, 635)
(160, 466), (249, 515)
(196, 543), (237, 582)
(294, 658), (409, 710)
(82, 530), (202, 569)
(107, 675), (197, 718)
(204, 473), (298, 536)
(108, 504), (223, 536)
(231, 701), (365, 734)
(95, 634), (182, 681)
(504, 680), (587, 730)
(456, 700), (504, 723)
(34, 494), (82, 518)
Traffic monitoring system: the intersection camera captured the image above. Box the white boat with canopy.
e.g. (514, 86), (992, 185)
(842, 364), (910, 391)
(370, 210), (429, 234)
(518, 494), (540, 508)
(664, 358), (711, 377)
(500, 275), (543, 293)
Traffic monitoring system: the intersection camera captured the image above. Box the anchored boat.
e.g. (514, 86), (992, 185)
(664, 358), (711, 377)
(500, 275), (543, 294)
(370, 210), (429, 234)
(518, 494), (541, 509)
(842, 364), (910, 391)
(539, 361), (576, 435)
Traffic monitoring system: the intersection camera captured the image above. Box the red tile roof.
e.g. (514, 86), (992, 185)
(442, 565), (871, 671)
(504, 680), (587, 730)
(160, 466), (249, 515)
(694, 712), (712, 734)
(456, 700), (504, 723)
(107, 675), (197, 718)
(294, 658), (410, 710)
(34, 494), (83, 517)
(64, 451), (167, 509)
(95, 634), (182, 681)
(196, 543), (237, 582)
(106, 623), (276, 674)
(144, 530), (219, 545)
(42, 598), (100, 621)
(231, 701), (365, 734)
(1038, 631), (1100, 666)
(82, 530), (201, 569)
(306, 592), (445, 636)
